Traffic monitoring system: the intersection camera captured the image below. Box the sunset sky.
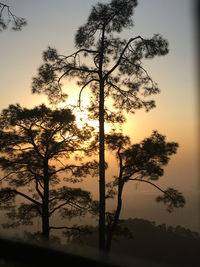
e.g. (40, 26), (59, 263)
(0, 0), (199, 232)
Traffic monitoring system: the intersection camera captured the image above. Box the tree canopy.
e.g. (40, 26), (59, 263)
(0, 104), (98, 240)
(32, 0), (168, 112)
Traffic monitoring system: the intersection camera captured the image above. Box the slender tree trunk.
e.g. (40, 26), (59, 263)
(106, 148), (124, 253)
(105, 181), (124, 253)
(42, 159), (49, 240)
(98, 26), (106, 251)
(99, 79), (105, 251)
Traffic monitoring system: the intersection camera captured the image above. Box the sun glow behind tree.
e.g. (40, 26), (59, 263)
(58, 98), (112, 135)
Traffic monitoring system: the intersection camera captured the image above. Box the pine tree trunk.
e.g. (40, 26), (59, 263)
(105, 183), (123, 253)
(98, 26), (106, 251)
(99, 79), (105, 251)
(42, 159), (49, 240)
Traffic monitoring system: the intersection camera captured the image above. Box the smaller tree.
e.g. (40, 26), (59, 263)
(0, 2), (27, 31)
(0, 104), (98, 241)
(105, 131), (185, 252)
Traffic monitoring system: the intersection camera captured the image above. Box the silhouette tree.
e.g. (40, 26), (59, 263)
(105, 131), (185, 252)
(0, 2), (27, 31)
(0, 104), (98, 240)
(32, 0), (169, 250)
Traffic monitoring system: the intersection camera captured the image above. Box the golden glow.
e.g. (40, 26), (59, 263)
(75, 113), (111, 134)
(58, 101), (111, 134)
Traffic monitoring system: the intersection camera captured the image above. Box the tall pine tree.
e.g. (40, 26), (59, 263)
(32, 0), (169, 250)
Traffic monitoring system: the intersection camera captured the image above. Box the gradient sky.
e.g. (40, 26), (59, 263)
(0, 0), (199, 231)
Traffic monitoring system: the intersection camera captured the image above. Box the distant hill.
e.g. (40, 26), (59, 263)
(70, 218), (200, 266)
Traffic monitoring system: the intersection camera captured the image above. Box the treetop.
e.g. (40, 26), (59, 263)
(75, 0), (137, 48)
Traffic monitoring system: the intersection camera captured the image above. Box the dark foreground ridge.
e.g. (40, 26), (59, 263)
(0, 236), (118, 267)
(0, 234), (174, 267)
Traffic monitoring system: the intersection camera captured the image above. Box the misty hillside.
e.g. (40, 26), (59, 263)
(70, 218), (200, 266)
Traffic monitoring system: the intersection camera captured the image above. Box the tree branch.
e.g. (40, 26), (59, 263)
(35, 179), (44, 201)
(1, 188), (41, 206)
(78, 78), (99, 108)
(49, 199), (71, 215)
(66, 65), (98, 75)
(68, 200), (89, 211)
(128, 178), (166, 195)
(105, 36), (144, 79)
(0, 2), (27, 31)
(50, 164), (82, 176)
(28, 124), (44, 159)
(58, 48), (98, 60)
(0, 171), (26, 182)
(121, 56), (154, 87)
